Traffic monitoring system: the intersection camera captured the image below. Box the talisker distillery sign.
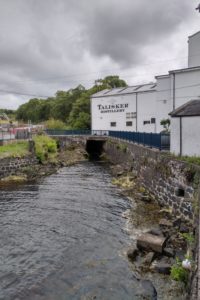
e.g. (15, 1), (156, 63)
(98, 103), (128, 113)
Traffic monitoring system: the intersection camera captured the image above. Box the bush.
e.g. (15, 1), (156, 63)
(33, 135), (57, 163)
(45, 118), (67, 130)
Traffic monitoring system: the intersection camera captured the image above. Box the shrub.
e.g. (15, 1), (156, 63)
(33, 135), (57, 163)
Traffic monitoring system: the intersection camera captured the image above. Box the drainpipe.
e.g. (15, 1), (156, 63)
(136, 93), (138, 132)
(173, 73), (176, 110)
(180, 117), (182, 156)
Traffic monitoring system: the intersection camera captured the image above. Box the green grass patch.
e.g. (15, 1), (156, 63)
(0, 141), (29, 158)
(33, 135), (58, 163)
(176, 155), (200, 166)
(170, 258), (189, 284)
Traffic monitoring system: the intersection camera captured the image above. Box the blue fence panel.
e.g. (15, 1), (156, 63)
(45, 129), (91, 136)
(108, 131), (169, 151)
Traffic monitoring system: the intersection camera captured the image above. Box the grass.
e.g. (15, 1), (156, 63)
(0, 141), (29, 158)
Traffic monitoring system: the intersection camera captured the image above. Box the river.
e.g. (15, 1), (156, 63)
(0, 161), (185, 300)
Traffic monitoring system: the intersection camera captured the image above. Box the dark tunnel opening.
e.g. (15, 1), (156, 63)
(86, 139), (105, 160)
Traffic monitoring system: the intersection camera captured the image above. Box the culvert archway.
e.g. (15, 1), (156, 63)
(86, 138), (106, 159)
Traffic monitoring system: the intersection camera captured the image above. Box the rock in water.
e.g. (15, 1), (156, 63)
(137, 233), (166, 253)
(136, 280), (157, 300)
(154, 263), (171, 275)
(127, 246), (139, 261)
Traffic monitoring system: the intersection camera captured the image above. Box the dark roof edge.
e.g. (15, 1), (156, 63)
(169, 65), (200, 74)
(188, 31), (200, 39)
(91, 89), (156, 99)
(169, 99), (200, 117)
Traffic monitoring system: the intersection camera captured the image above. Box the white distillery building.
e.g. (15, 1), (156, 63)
(91, 83), (157, 133)
(91, 31), (200, 134)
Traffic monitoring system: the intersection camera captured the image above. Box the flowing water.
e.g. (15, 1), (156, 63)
(0, 161), (158, 300)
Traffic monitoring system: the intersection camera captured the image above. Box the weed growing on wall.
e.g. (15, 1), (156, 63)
(33, 135), (58, 163)
(116, 143), (127, 153)
(170, 258), (189, 284)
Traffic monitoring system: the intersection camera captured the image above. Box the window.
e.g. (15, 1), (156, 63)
(151, 118), (156, 124)
(110, 122), (116, 127)
(143, 120), (150, 125)
(126, 121), (132, 126)
(131, 112), (136, 118)
(126, 112), (136, 119)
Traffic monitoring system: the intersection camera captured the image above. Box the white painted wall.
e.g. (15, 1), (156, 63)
(137, 91), (157, 133)
(182, 116), (200, 156)
(172, 69), (200, 109)
(156, 76), (171, 132)
(91, 94), (136, 131)
(188, 32), (200, 68)
(170, 118), (180, 155)
(171, 116), (200, 156)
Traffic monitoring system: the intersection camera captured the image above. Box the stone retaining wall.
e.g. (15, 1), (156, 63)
(0, 156), (38, 179)
(104, 138), (200, 221)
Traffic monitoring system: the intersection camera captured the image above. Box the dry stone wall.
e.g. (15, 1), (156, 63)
(104, 138), (200, 221)
(0, 156), (38, 179)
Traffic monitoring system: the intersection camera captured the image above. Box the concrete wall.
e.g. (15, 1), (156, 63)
(188, 32), (200, 68)
(171, 116), (200, 156)
(104, 138), (200, 221)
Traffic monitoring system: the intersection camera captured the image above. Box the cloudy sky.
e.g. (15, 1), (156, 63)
(0, 0), (199, 109)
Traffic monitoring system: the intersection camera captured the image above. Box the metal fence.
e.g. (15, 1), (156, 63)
(45, 129), (92, 136)
(46, 129), (170, 151)
(109, 131), (170, 150)
(0, 129), (31, 141)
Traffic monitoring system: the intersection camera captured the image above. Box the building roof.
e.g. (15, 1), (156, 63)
(91, 83), (157, 98)
(169, 100), (200, 117)
(169, 65), (200, 74)
(188, 31), (200, 39)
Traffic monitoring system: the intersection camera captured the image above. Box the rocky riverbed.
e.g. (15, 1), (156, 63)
(110, 165), (196, 300)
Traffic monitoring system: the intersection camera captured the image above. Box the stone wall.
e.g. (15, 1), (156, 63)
(104, 138), (200, 221)
(0, 156), (38, 179)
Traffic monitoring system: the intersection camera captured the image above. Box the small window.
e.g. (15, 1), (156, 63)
(126, 121), (132, 126)
(131, 112), (136, 118)
(143, 120), (150, 125)
(110, 122), (116, 127)
(151, 118), (156, 124)
(126, 112), (131, 119)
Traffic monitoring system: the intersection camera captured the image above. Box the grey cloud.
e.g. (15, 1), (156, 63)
(79, 0), (194, 65)
(0, 0), (198, 109)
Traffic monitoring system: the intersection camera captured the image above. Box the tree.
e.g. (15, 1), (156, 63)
(16, 75), (128, 129)
(95, 75), (127, 89)
(160, 118), (170, 132)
